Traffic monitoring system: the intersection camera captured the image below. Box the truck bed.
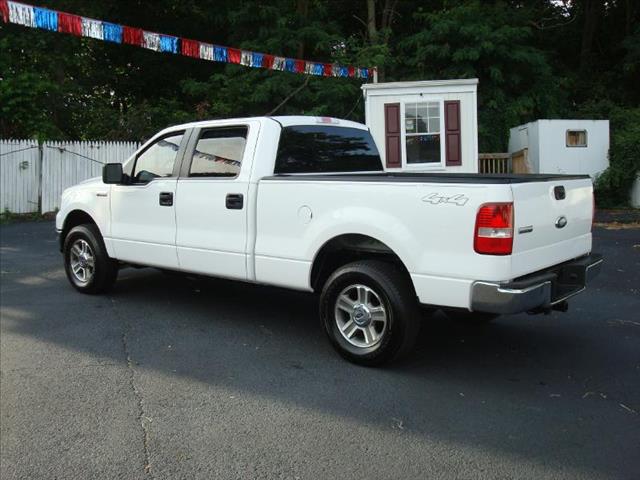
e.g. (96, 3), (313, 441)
(255, 172), (594, 309)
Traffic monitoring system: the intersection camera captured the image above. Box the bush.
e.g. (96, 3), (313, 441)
(593, 107), (640, 207)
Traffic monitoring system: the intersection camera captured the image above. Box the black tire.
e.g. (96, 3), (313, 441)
(320, 260), (420, 366)
(445, 309), (499, 325)
(63, 224), (118, 294)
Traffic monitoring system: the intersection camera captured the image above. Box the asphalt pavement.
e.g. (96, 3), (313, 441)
(1, 221), (638, 479)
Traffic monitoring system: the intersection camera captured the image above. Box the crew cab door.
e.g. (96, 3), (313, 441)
(110, 131), (188, 268)
(175, 122), (258, 280)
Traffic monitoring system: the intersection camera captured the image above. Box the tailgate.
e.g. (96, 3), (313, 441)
(510, 178), (594, 278)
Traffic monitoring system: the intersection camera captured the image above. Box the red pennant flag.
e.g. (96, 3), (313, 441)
(348, 66), (355, 78)
(262, 54), (274, 69)
(227, 48), (241, 64)
(123, 26), (143, 46)
(323, 63), (332, 77)
(181, 38), (200, 58)
(294, 59), (305, 73)
(58, 12), (83, 36)
(0, 0), (9, 24)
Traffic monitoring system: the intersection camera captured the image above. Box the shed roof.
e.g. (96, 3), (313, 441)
(361, 78), (478, 91)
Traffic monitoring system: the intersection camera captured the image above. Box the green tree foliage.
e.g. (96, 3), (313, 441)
(0, 0), (638, 202)
(398, 1), (561, 151)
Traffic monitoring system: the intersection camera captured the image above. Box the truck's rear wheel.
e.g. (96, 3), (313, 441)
(320, 260), (420, 366)
(63, 224), (118, 294)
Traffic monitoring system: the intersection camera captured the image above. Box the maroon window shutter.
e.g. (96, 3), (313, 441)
(445, 100), (462, 166)
(384, 103), (401, 168)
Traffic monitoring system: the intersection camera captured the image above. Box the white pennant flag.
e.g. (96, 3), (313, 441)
(81, 18), (103, 40)
(199, 43), (214, 61)
(8, 2), (35, 27)
(240, 50), (252, 66)
(272, 56), (285, 71)
(142, 31), (161, 51)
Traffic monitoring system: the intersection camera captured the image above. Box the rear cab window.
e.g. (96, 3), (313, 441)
(275, 125), (383, 174)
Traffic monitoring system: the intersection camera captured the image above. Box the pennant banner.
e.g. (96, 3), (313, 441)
(0, 0), (376, 80)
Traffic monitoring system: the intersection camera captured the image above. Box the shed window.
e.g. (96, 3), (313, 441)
(405, 102), (441, 164)
(566, 130), (587, 147)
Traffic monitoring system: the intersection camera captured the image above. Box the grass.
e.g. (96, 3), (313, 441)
(0, 209), (55, 225)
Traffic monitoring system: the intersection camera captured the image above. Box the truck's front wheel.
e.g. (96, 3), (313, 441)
(63, 224), (118, 294)
(320, 260), (420, 366)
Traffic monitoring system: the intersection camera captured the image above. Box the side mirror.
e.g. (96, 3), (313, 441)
(103, 163), (124, 184)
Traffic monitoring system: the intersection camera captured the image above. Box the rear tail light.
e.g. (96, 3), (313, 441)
(474, 203), (514, 255)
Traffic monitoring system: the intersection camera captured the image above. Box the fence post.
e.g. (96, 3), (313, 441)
(37, 140), (44, 214)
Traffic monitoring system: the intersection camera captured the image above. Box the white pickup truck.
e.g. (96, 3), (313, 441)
(56, 116), (602, 365)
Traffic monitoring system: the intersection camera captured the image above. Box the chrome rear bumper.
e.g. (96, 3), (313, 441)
(471, 253), (603, 315)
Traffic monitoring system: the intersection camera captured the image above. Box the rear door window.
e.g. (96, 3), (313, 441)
(275, 125), (383, 174)
(189, 127), (248, 178)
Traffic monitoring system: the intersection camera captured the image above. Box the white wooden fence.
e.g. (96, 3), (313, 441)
(40, 141), (139, 213)
(0, 139), (140, 214)
(0, 140), (41, 213)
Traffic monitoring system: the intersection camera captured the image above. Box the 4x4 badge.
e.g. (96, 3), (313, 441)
(422, 193), (469, 206)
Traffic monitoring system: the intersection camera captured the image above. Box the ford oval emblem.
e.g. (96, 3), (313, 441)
(555, 216), (568, 229)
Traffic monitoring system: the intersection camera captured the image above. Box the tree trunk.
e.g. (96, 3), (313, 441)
(624, 0), (632, 36)
(296, 0), (309, 58)
(580, 0), (600, 71)
(366, 0), (378, 43)
(364, 0), (399, 82)
(381, 0), (397, 30)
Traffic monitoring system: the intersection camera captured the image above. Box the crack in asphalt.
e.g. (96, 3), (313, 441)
(113, 298), (154, 478)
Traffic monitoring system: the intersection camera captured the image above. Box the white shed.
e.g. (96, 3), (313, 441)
(362, 79), (479, 173)
(508, 119), (609, 178)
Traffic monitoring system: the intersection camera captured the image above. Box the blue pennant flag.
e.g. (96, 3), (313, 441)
(214, 46), (228, 62)
(284, 58), (296, 72)
(34, 8), (57, 32)
(251, 52), (263, 68)
(159, 35), (179, 54)
(103, 23), (123, 43)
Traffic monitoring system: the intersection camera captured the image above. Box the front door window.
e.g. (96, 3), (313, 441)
(132, 133), (184, 183)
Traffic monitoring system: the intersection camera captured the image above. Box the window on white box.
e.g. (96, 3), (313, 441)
(405, 102), (442, 164)
(566, 130), (587, 147)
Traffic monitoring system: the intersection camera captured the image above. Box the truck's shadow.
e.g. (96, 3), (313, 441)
(1, 221), (638, 477)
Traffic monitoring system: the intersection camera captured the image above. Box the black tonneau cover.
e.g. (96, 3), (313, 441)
(261, 172), (591, 184)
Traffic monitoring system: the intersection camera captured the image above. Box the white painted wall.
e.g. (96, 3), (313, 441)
(362, 79), (479, 173)
(631, 175), (640, 208)
(508, 121), (540, 172)
(509, 120), (609, 179)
